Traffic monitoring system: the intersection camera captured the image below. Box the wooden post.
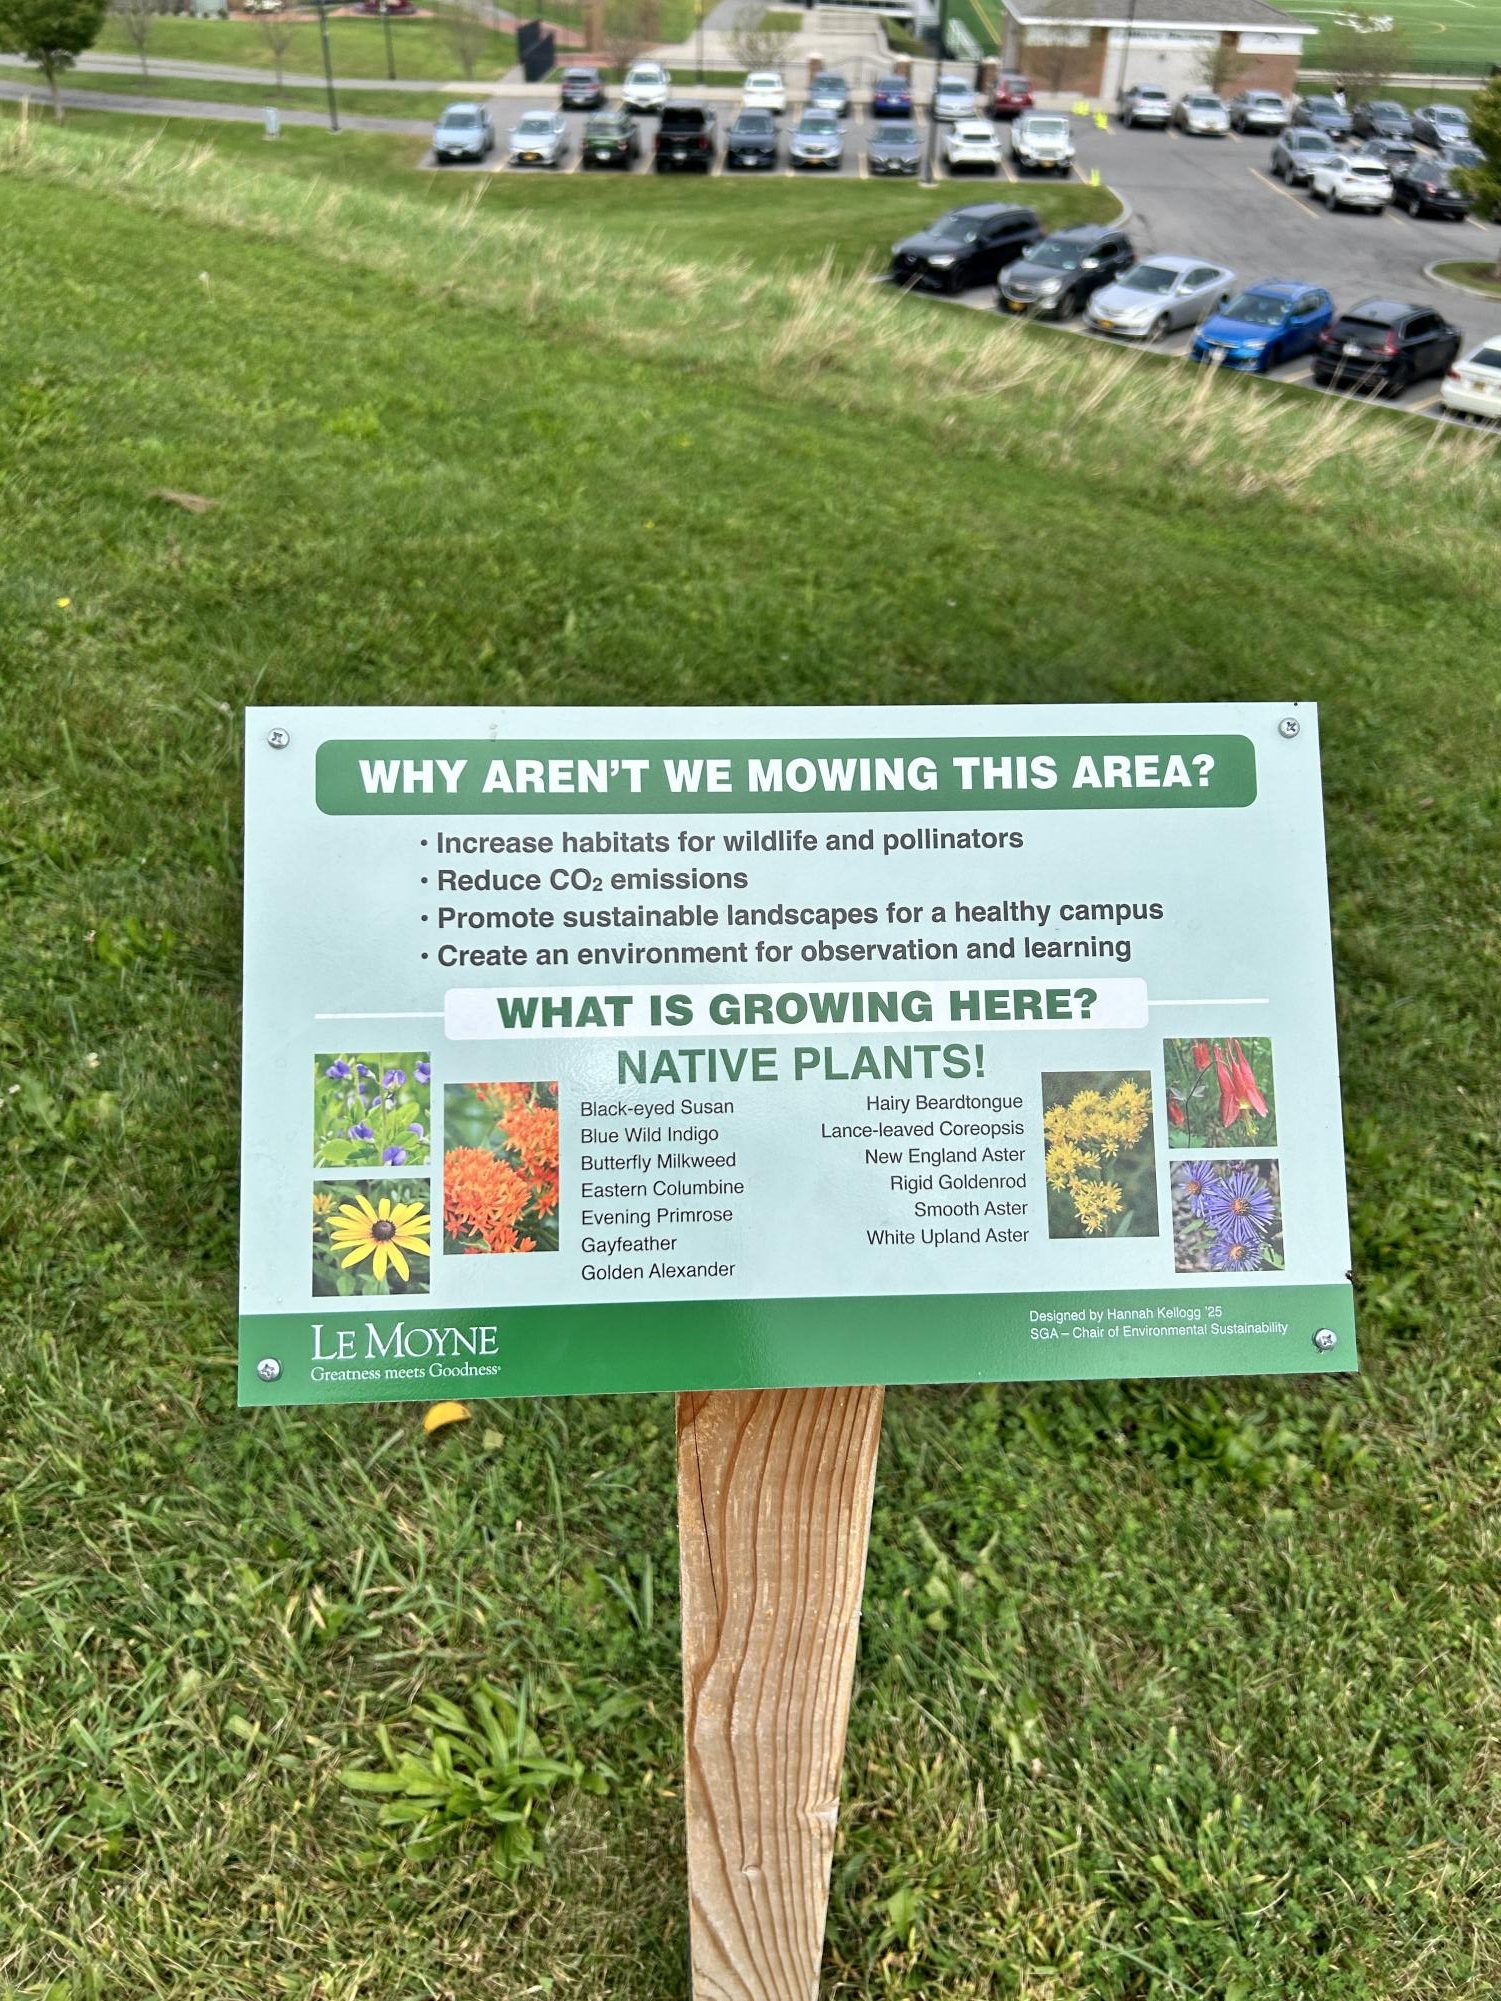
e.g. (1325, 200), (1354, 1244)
(677, 1387), (885, 2000)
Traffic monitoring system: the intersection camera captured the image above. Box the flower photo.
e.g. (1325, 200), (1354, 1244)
(313, 1180), (432, 1296)
(313, 1053), (432, 1169)
(1164, 1036), (1276, 1149)
(443, 1081), (560, 1255)
(1171, 1159), (1283, 1273)
(1042, 1071), (1159, 1239)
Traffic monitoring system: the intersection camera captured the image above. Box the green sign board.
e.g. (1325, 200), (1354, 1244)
(239, 703), (1355, 1406)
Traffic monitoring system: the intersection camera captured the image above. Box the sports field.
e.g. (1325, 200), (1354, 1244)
(1294, 0), (1495, 79)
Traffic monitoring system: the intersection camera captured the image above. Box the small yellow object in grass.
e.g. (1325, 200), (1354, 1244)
(56, 597), (71, 608)
(423, 1401), (471, 1434)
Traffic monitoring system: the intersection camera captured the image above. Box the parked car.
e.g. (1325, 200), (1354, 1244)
(789, 108), (844, 168)
(1117, 83), (1171, 129)
(809, 70), (851, 117)
(1440, 333), (1501, 421)
(581, 108), (640, 169)
(945, 117), (1002, 174)
(1293, 94), (1351, 140)
(1313, 297), (1462, 394)
(431, 101), (494, 164)
(933, 77), (976, 122)
(1308, 154), (1392, 211)
(654, 101), (717, 172)
(1351, 99), (1411, 141)
(1270, 128), (1340, 184)
(1228, 88), (1287, 133)
(1173, 92), (1230, 137)
(621, 62), (670, 113)
(1085, 254), (1235, 339)
(1411, 102), (1469, 149)
(1190, 280), (1334, 371)
(559, 65), (605, 110)
(741, 71), (786, 114)
(1356, 136), (1419, 169)
(868, 119), (921, 175)
(725, 107), (777, 169)
(1391, 159), (1472, 218)
(509, 110), (568, 168)
(989, 72), (1034, 118)
(998, 222), (1134, 317)
(1442, 139), (1482, 170)
(1011, 110), (1074, 173)
(891, 202), (1042, 293)
(871, 73), (913, 118)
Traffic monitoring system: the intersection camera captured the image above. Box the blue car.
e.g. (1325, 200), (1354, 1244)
(1190, 280), (1334, 372)
(871, 73), (913, 118)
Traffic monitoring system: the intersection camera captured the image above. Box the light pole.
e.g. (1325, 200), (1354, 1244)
(1112, 0), (1140, 106)
(922, 0), (950, 187)
(380, 0), (397, 81)
(316, 0), (340, 132)
(696, 0), (704, 84)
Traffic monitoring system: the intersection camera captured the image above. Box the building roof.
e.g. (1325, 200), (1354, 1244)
(1005, 0), (1314, 30)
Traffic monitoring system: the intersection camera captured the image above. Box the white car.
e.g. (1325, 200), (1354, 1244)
(509, 109), (568, 167)
(622, 62), (670, 113)
(742, 70), (786, 114)
(1173, 92), (1230, 137)
(1440, 334), (1501, 422)
(933, 77), (976, 122)
(1011, 111), (1074, 172)
(1308, 155), (1391, 211)
(945, 117), (1002, 174)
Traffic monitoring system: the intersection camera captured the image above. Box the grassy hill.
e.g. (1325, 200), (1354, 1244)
(2, 114), (1500, 2000)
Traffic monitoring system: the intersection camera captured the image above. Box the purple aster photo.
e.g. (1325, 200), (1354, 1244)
(1204, 1166), (1275, 1245)
(1177, 1160), (1217, 1218)
(1210, 1231), (1264, 1273)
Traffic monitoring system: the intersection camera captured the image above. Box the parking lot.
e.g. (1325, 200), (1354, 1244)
(427, 90), (1500, 426)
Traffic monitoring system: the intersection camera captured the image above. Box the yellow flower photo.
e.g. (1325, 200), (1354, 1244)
(1042, 1071), (1159, 1240)
(312, 1180), (432, 1296)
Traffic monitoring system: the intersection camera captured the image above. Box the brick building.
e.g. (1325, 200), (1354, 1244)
(997, 0), (1314, 102)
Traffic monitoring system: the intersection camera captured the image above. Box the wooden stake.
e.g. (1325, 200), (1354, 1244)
(677, 1387), (885, 2000)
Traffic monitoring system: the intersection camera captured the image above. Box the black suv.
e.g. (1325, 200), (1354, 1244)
(890, 203), (1043, 294)
(1313, 298), (1462, 395)
(725, 107), (778, 170)
(654, 102), (717, 173)
(1390, 159), (1471, 219)
(998, 223), (1133, 317)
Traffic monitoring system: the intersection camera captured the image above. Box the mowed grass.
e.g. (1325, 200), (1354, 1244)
(2, 115), (1501, 2001)
(1302, 0), (1499, 76)
(92, 12), (515, 82)
(0, 61), (452, 118)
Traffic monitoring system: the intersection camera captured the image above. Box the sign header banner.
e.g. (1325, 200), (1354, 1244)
(239, 703), (1354, 1406)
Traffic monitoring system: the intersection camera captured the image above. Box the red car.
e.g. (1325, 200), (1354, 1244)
(990, 73), (1034, 119)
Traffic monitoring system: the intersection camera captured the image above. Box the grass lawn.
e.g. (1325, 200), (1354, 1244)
(1301, 0), (1500, 77)
(0, 61), (451, 118)
(93, 13), (515, 82)
(1432, 258), (1501, 298)
(2, 111), (1500, 2001)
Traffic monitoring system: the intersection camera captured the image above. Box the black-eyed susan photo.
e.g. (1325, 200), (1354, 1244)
(312, 1180), (432, 1296)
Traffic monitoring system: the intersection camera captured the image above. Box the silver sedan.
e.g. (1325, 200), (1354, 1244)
(509, 110), (569, 168)
(1085, 255), (1235, 340)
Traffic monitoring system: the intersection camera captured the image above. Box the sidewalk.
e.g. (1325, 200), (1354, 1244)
(0, 75), (429, 128)
(16, 51), (469, 91)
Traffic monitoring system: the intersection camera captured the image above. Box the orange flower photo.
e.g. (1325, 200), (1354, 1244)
(443, 1081), (559, 1255)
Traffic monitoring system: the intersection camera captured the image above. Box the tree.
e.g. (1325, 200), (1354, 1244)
(110, 0), (162, 81)
(726, 1), (794, 73)
(1194, 35), (1250, 96)
(0, 0), (108, 118)
(435, 0), (488, 82)
(601, 0), (650, 75)
(1451, 73), (1501, 266)
(1315, 10), (1412, 104)
(257, 2), (298, 91)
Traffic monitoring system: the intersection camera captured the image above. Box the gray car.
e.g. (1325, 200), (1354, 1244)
(509, 109), (568, 168)
(1228, 89), (1287, 133)
(1351, 99), (1412, 142)
(1411, 102), (1469, 150)
(790, 109), (844, 168)
(808, 70), (850, 117)
(868, 120), (921, 176)
(1085, 254), (1234, 340)
(1270, 127), (1339, 185)
(432, 101), (495, 164)
(1118, 83), (1171, 128)
(1173, 92), (1230, 137)
(1293, 94), (1352, 140)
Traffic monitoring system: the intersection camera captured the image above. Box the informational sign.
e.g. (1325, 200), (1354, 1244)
(239, 704), (1355, 1406)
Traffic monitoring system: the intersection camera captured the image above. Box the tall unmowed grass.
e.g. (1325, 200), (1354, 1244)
(3, 115), (1498, 525)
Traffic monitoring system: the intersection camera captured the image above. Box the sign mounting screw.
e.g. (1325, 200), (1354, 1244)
(266, 727), (291, 749)
(1278, 717), (1300, 740)
(1312, 1329), (1337, 1353)
(256, 1357), (283, 1381)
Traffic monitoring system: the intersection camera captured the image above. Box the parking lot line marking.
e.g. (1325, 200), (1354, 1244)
(1249, 166), (1310, 213)
(857, 150), (867, 179)
(1468, 216), (1490, 230)
(1410, 393), (1444, 411)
